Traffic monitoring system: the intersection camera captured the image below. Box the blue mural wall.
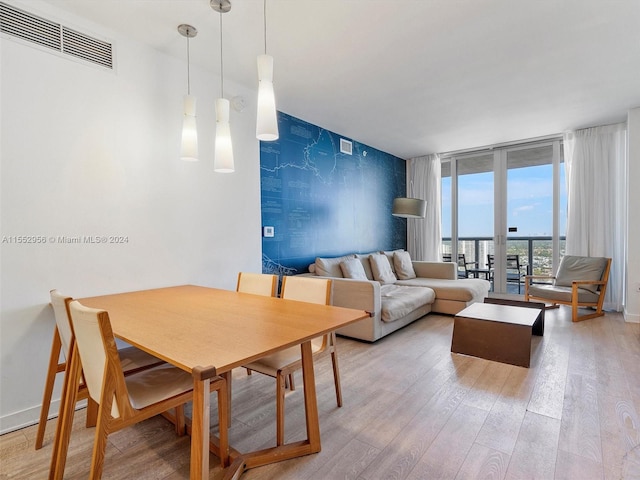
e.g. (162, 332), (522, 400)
(261, 112), (407, 275)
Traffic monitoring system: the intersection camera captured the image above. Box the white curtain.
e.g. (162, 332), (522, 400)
(407, 154), (441, 261)
(564, 123), (627, 311)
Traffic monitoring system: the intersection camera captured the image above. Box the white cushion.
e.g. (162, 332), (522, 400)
(340, 258), (368, 279)
(380, 249), (404, 274)
(369, 254), (397, 285)
(393, 251), (416, 280)
(315, 254), (356, 277)
(554, 255), (608, 293)
(380, 284), (435, 322)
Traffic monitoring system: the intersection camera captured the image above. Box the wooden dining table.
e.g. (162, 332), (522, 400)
(50, 284), (369, 479)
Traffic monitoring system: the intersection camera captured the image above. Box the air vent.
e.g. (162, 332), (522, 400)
(0, 2), (113, 69)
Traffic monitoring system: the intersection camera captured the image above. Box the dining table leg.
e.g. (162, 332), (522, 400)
(300, 340), (321, 453)
(190, 372), (210, 480)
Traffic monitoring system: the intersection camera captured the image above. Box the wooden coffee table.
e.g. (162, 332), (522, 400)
(451, 301), (543, 367)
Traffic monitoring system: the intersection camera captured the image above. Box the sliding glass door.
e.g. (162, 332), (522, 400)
(442, 140), (566, 295)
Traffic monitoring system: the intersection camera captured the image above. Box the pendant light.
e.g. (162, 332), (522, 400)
(256, 0), (278, 141)
(211, 0), (234, 172)
(178, 24), (198, 161)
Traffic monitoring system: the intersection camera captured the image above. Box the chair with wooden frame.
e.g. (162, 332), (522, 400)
(52, 300), (228, 479)
(242, 276), (340, 446)
(35, 290), (166, 450)
(237, 272), (280, 380)
(236, 271), (278, 297)
(525, 256), (611, 322)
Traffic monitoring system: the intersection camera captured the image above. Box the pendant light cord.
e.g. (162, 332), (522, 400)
(263, 0), (267, 55)
(186, 36), (191, 95)
(219, 12), (224, 98)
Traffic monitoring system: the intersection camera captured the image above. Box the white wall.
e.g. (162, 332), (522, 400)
(0, 1), (262, 432)
(626, 107), (640, 323)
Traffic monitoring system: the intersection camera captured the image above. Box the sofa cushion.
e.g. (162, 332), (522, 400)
(380, 249), (404, 274)
(355, 252), (377, 280)
(528, 284), (601, 303)
(394, 250), (416, 280)
(380, 284), (435, 322)
(395, 277), (489, 302)
(369, 254), (397, 284)
(315, 254), (356, 278)
(554, 255), (608, 293)
(340, 258), (368, 280)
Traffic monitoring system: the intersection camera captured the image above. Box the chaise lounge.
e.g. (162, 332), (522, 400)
(303, 250), (491, 342)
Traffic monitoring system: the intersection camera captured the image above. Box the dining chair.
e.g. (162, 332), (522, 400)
(242, 276), (339, 446)
(236, 271), (278, 297)
(35, 290), (166, 450)
(237, 272), (279, 379)
(53, 300), (228, 479)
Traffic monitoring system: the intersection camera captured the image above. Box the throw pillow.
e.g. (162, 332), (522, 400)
(315, 254), (355, 277)
(340, 258), (368, 280)
(369, 254), (397, 284)
(394, 250), (416, 280)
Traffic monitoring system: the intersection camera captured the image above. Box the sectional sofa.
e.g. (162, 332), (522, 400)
(302, 250), (491, 342)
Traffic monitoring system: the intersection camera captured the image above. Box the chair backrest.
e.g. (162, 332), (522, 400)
(488, 254), (524, 275)
(505, 254), (520, 270)
(68, 300), (124, 418)
(443, 253), (468, 276)
(237, 272), (278, 297)
(281, 276), (331, 305)
(50, 290), (74, 358)
(554, 255), (610, 293)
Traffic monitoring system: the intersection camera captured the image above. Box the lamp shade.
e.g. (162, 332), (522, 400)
(180, 95), (198, 161)
(256, 54), (279, 141)
(392, 197), (427, 218)
(214, 98), (234, 172)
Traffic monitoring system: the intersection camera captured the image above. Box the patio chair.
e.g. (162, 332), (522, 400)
(487, 254), (527, 293)
(524, 255), (611, 322)
(442, 253), (476, 279)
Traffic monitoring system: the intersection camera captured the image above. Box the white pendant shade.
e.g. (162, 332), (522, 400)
(214, 98), (234, 172)
(256, 54), (279, 141)
(180, 94), (198, 161)
(392, 197), (427, 218)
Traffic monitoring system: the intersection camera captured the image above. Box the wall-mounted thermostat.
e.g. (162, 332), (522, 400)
(263, 226), (275, 237)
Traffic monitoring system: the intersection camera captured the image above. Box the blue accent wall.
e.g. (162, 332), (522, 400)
(261, 112), (407, 275)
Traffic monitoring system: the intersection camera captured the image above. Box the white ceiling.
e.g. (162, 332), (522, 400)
(41, 0), (640, 159)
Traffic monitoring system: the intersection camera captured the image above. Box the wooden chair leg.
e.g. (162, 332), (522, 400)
(175, 405), (186, 436)
(330, 333), (343, 407)
(245, 368), (252, 376)
(276, 372), (286, 446)
(36, 329), (63, 450)
(288, 373), (295, 391)
(85, 397), (98, 428)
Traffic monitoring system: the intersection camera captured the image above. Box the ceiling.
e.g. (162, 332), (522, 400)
(41, 0), (640, 159)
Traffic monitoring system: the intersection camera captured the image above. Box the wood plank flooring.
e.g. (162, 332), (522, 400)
(2, 307), (639, 479)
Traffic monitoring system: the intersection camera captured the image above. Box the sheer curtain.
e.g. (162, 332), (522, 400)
(407, 154), (441, 261)
(564, 123), (627, 311)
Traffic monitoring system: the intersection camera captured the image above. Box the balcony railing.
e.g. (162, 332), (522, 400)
(442, 236), (566, 277)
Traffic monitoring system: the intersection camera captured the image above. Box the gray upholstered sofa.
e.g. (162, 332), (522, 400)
(303, 250), (490, 342)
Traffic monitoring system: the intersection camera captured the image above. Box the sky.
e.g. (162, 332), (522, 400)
(442, 164), (567, 238)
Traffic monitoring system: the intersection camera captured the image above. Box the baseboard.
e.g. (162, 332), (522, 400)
(0, 399), (87, 435)
(623, 309), (640, 323)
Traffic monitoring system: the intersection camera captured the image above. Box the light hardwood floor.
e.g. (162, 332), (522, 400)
(2, 307), (639, 479)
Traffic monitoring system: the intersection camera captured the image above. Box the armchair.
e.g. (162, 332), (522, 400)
(524, 255), (611, 322)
